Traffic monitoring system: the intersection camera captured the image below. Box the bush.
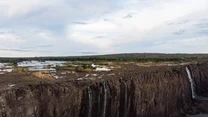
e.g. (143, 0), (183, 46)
(13, 67), (28, 72)
(75, 66), (84, 72)
(84, 68), (93, 73)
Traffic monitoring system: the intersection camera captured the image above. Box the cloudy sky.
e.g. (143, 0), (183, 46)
(0, 0), (208, 57)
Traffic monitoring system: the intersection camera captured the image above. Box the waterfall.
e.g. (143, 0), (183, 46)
(123, 81), (128, 117)
(87, 87), (92, 117)
(120, 77), (128, 117)
(185, 67), (208, 101)
(102, 81), (108, 117)
(185, 67), (197, 99)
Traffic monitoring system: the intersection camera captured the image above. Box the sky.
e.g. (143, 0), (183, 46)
(0, 0), (208, 57)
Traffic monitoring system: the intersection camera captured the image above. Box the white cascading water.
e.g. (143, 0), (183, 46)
(123, 81), (128, 117)
(88, 87), (92, 117)
(185, 67), (208, 101)
(102, 81), (108, 117)
(185, 67), (197, 99)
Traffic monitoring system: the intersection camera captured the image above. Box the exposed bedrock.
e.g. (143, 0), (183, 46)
(0, 63), (208, 117)
(188, 63), (208, 96)
(187, 63), (208, 113)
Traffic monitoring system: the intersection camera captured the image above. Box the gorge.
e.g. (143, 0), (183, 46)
(0, 61), (208, 117)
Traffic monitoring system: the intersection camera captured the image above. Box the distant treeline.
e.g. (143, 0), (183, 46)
(0, 53), (208, 63)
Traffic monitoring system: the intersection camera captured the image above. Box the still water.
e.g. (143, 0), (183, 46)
(194, 114), (208, 117)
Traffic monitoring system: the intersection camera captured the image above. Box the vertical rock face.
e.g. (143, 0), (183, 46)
(0, 63), (208, 117)
(79, 66), (195, 117)
(188, 63), (208, 96)
(186, 63), (208, 112)
(0, 83), (83, 117)
(185, 66), (208, 101)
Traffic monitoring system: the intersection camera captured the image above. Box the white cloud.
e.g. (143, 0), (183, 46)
(148, 36), (208, 53)
(67, 19), (118, 49)
(67, 0), (208, 51)
(0, 0), (58, 18)
(0, 0), (113, 19)
(0, 50), (40, 57)
(31, 29), (55, 41)
(0, 0), (208, 56)
(0, 32), (24, 49)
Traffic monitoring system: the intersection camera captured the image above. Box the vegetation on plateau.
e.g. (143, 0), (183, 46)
(0, 53), (208, 63)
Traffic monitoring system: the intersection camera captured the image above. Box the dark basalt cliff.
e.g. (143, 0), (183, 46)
(0, 63), (208, 117)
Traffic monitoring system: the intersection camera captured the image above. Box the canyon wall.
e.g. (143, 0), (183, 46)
(0, 63), (208, 117)
(189, 63), (208, 96)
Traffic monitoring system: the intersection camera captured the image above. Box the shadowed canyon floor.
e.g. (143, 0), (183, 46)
(194, 114), (208, 117)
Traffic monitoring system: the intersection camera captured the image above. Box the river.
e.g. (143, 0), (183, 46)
(194, 114), (208, 117)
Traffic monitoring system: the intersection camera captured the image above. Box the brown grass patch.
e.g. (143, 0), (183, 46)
(32, 71), (54, 80)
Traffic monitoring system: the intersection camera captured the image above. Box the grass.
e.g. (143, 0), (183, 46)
(13, 67), (29, 73)
(56, 64), (94, 73)
(55, 66), (75, 71)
